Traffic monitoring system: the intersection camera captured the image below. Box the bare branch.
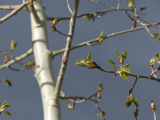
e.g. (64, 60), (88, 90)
(52, 22), (160, 56)
(0, 1), (29, 24)
(89, 0), (160, 29)
(66, 0), (72, 13)
(0, 5), (26, 10)
(60, 96), (98, 103)
(117, 0), (120, 9)
(53, 0), (80, 101)
(47, 9), (119, 20)
(8, 66), (27, 71)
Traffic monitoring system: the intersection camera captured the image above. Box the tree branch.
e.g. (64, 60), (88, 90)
(89, 0), (160, 29)
(0, 1), (28, 24)
(0, 5), (26, 10)
(96, 66), (160, 82)
(0, 48), (32, 70)
(0, 22), (159, 70)
(53, 0), (79, 102)
(52, 22), (160, 56)
(47, 9), (118, 20)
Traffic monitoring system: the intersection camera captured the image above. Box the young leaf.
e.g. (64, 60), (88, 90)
(51, 18), (60, 28)
(75, 59), (88, 67)
(122, 51), (127, 59)
(132, 98), (139, 108)
(10, 40), (18, 51)
(98, 31), (105, 44)
(97, 92), (101, 99)
(152, 33), (158, 39)
(120, 73), (129, 82)
(87, 50), (92, 61)
(67, 101), (74, 109)
(131, 7), (134, 12)
(4, 111), (12, 116)
(28, 59), (35, 67)
(115, 49), (119, 57)
(86, 61), (97, 69)
(98, 82), (103, 91)
(108, 60), (115, 68)
(127, 0), (133, 7)
(97, 111), (106, 120)
(83, 15), (95, 21)
(122, 63), (130, 68)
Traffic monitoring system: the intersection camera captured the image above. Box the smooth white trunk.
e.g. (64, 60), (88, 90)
(29, 0), (61, 120)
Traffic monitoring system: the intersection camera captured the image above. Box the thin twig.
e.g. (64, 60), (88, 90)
(150, 69), (158, 78)
(154, 111), (156, 120)
(53, 0), (79, 101)
(0, 22), (159, 70)
(89, 0), (160, 29)
(96, 66), (160, 82)
(117, 0), (120, 9)
(0, 1), (29, 24)
(55, 29), (71, 37)
(130, 77), (138, 93)
(47, 9), (122, 21)
(52, 22), (160, 56)
(60, 96), (98, 103)
(8, 66), (27, 71)
(133, 1), (137, 17)
(67, 0), (72, 13)
(0, 5), (26, 10)
(0, 48), (33, 70)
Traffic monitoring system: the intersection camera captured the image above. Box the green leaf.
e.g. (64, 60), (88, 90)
(97, 111), (106, 120)
(28, 59), (35, 66)
(4, 111), (12, 116)
(87, 50), (92, 61)
(67, 101), (74, 109)
(122, 51), (127, 59)
(122, 63), (130, 68)
(131, 7), (134, 12)
(75, 59), (88, 67)
(132, 98), (139, 108)
(83, 15), (95, 21)
(115, 49), (119, 57)
(98, 31), (105, 44)
(1, 101), (6, 108)
(121, 67), (132, 74)
(108, 60), (115, 68)
(127, 0), (133, 7)
(152, 33), (158, 39)
(120, 73), (129, 82)
(10, 40), (18, 50)
(51, 18), (60, 28)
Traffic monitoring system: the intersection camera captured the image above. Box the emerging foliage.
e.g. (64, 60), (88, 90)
(0, 101), (11, 116)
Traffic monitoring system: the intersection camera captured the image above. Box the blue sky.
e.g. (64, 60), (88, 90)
(0, 0), (160, 120)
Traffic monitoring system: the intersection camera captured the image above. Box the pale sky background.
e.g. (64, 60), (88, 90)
(0, 0), (160, 120)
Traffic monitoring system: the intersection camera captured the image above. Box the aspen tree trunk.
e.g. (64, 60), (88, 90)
(29, 0), (61, 120)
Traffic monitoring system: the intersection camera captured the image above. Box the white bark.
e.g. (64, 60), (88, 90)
(29, 0), (61, 120)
